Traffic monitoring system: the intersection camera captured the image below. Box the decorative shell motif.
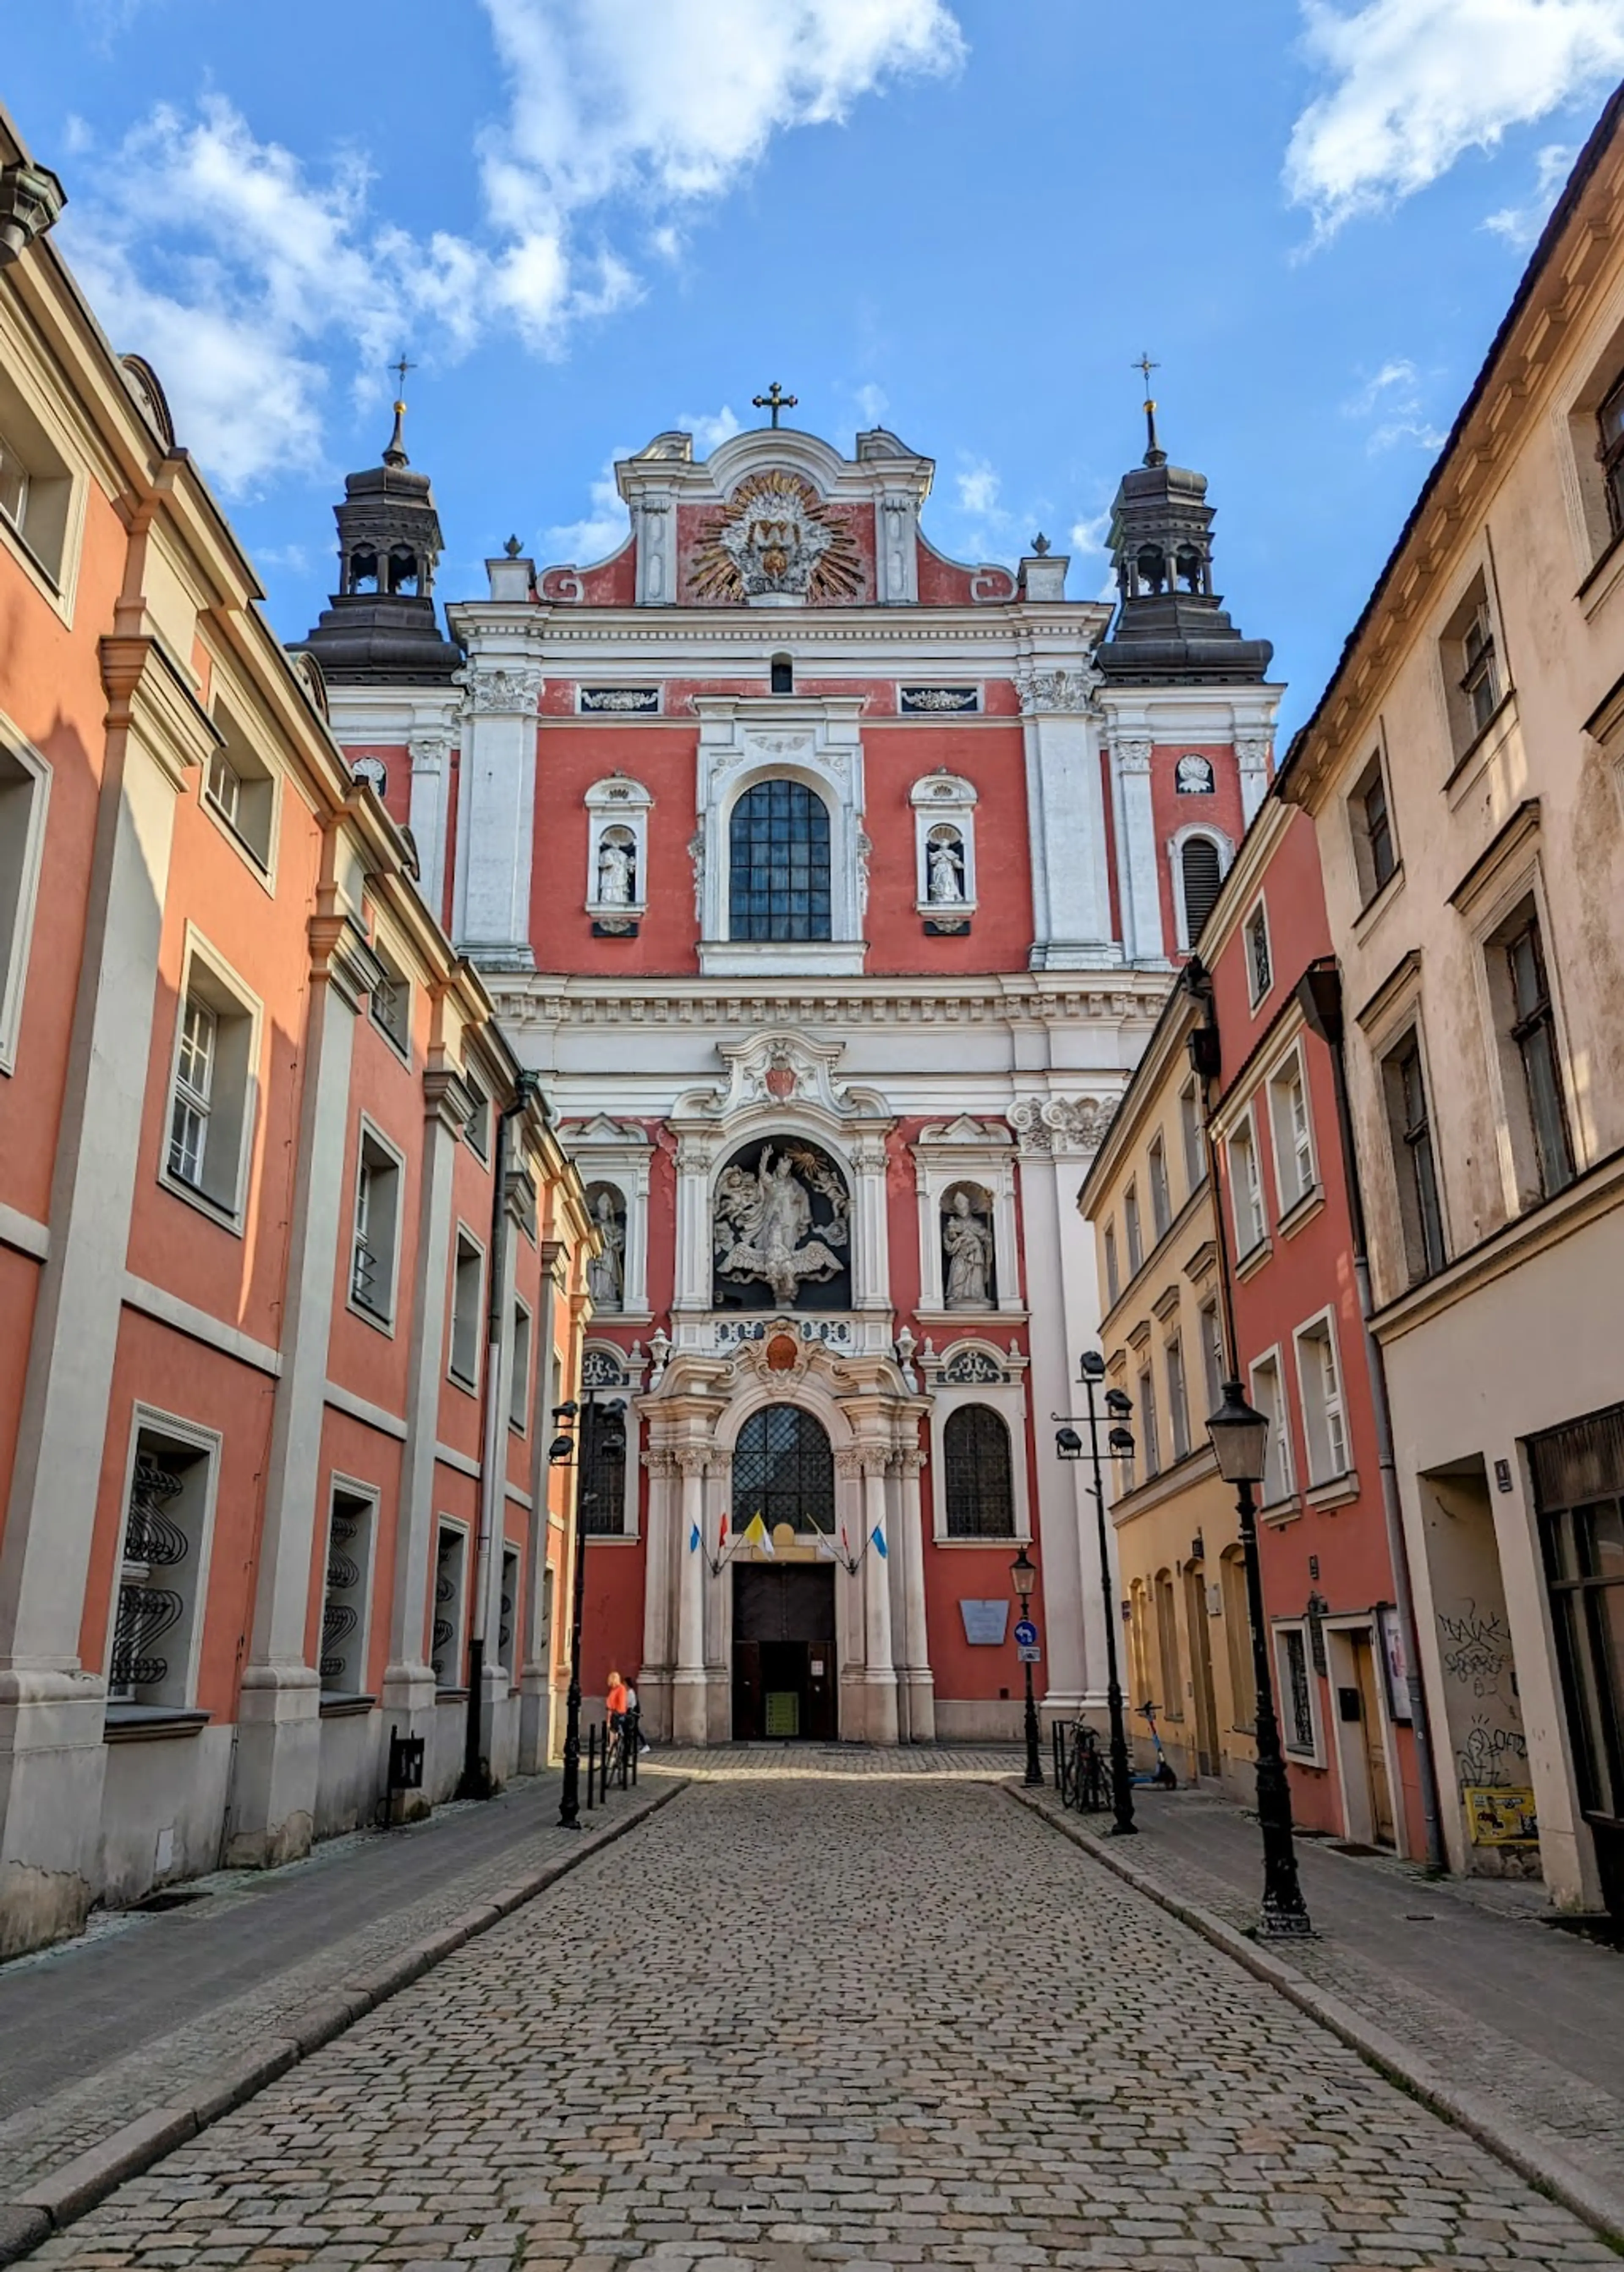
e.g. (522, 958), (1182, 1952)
(690, 471), (864, 605)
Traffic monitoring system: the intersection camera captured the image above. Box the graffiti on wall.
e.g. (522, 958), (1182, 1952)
(1438, 1600), (1512, 1697)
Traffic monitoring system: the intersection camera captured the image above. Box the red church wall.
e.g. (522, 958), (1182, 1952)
(538, 542), (636, 607)
(1148, 741), (1248, 957)
(915, 541), (1016, 607)
(344, 742), (413, 835)
(863, 722), (1031, 974)
(530, 724), (702, 975)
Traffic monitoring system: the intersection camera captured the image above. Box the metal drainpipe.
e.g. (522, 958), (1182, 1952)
(1296, 965), (1447, 1873)
(460, 1071), (540, 1800)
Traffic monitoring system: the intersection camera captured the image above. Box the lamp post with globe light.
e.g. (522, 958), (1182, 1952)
(1010, 1544), (1043, 1786)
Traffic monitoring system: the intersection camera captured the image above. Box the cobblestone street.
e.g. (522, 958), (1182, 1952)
(22, 1777), (1619, 2270)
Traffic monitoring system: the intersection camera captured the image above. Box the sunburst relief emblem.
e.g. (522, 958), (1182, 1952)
(689, 471), (865, 604)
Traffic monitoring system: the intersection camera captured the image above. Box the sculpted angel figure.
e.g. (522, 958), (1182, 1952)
(715, 1145), (845, 1306)
(942, 1188), (994, 1308)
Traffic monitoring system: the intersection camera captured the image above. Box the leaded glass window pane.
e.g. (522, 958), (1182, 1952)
(728, 780), (832, 941)
(944, 1404), (1015, 1538)
(732, 1404), (834, 1534)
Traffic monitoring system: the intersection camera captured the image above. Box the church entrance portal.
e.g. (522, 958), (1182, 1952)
(733, 1564), (837, 1741)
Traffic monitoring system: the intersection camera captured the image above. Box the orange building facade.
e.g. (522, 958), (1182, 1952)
(0, 105), (594, 1959)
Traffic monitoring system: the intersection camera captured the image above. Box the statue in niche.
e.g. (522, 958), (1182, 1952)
(927, 827), (966, 903)
(585, 1185), (626, 1310)
(942, 1186), (995, 1309)
(714, 1142), (848, 1307)
(596, 830), (636, 905)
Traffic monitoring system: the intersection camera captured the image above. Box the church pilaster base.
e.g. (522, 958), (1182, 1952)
(672, 1669), (709, 1747)
(902, 1668), (937, 1745)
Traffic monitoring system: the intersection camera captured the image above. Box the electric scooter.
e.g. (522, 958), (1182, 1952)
(1136, 1699), (1179, 1789)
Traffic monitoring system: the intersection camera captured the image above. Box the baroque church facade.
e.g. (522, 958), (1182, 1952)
(301, 399), (1280, 1744)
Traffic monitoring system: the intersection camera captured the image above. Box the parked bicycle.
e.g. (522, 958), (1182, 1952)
(1052, 1701), (1177, 1812)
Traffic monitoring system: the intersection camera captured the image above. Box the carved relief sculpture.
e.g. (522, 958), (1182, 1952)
(690, 471), (864, 604)
(941, 1185), (995, 1309)
(714, 1141), (849, 1307)
(585, 1184), (626, 1311)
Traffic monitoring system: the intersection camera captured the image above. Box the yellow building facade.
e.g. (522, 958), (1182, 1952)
(1081, 984), (1257, 1799)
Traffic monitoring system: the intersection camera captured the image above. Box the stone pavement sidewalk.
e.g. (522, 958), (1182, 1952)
(1021, 1782), (1624, 2235)
(0, 1766), (679, 2260)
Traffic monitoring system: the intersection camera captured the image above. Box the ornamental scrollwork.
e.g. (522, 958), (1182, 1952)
(1015, 665), (1099, 716)
(465, 662), (545, 715)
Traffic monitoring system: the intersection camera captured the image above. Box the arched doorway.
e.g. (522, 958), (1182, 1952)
(731, 1404), (838, 1741)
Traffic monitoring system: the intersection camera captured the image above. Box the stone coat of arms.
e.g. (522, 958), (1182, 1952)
(690, 472), (864, 604)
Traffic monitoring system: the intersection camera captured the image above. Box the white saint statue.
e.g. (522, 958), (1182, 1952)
(927, 832), (965, 902)
(586, 1189), (625, 1309)
(597, 835), (634, 905)
(942, 1188), (994, 1308)
(714, 1145), (845, 1305)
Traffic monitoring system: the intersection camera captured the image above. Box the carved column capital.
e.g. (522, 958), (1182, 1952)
(464, 660), (545, 715)
(672, 1445), (710, 1479)
(0, 159), (66, 265)
(1112, 734), (1153, 773)
(643, 1447), (677, 1478)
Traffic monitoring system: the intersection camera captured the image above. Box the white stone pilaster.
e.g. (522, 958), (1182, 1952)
(453, 642), (545, 970)
(875, 489), (921, 604)
(634, 495), (677, 605)
(0, 637), (208, 1954)
(407, 732), (454, 920)
(671, 1132), (717, 1316)
(850, 1131), (893, 1310)
(860, 1451), (899, 1745)
(1018, 670), (1116, 969)
(672, 1448), (709, 1743)
(1110, 736), (1166, 966)
(1236, 728), (1272, 824)
(896, 1447), (935, 1742)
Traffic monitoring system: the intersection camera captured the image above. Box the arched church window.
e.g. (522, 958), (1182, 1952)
(770, 651), (794, 695)
(578, 1399), (627, 1536)
(732, 1404), (834, 1535)
(944, 1405), (1015, 1538)
(1181, 835), (1223, 945)
(728, 779), (831, 942)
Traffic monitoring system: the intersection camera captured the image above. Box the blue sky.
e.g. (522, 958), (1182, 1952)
(8, 1), (1624, 734)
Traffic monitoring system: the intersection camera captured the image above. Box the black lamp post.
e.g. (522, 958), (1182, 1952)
(1055, 1353), (1136, 1835)
(549, 1393), (626, 1832)
(1010, 1544), (1043, 1787)
(1206, 1378), (1313, 1937)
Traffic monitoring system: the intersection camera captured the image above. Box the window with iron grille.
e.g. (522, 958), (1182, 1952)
(727, 779), (831, 941)
(432, 1524), (466, 1689)
(732, 1404), (835, 1535)
(498, 1545), (521, 1681)
(579, 1398), (629, 1535)
(320, 1489), (371, 1695)
(110, 1429), (211, 1711)
(1277, 1626), (1317, 1756)
(943, 1404), (1015, 1538)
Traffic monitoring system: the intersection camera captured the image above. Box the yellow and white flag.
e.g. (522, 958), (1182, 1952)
(743, 1511), (775, 1557)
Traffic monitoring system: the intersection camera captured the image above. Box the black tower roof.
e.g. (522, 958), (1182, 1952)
(293, 399), (464, 685)
(1096, 396), (1271, 686)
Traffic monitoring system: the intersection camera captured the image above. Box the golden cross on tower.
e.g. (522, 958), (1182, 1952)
(752, 380), (798, 429)
(1133, 351), (1165, 466)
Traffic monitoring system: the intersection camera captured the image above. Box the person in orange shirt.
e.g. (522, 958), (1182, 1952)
(605, 1669), (629, 1739)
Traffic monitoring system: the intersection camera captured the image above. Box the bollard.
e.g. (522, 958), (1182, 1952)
(587, 1723), (597, 1810)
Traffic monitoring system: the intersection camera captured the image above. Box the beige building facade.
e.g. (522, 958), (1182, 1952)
(1081, 984), (1257, 1799)
(1280, 88), (1624, 1913)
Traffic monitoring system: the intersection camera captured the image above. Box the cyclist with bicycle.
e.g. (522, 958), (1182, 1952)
(605, 1668), (629, 1765)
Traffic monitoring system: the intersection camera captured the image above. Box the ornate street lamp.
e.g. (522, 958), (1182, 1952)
(1054, 1352), (1136, 1835)
(549, 1392), (626, 1832)
(1010, 1544), (1043, 1788)
(1206, 1378), (1313, 1937)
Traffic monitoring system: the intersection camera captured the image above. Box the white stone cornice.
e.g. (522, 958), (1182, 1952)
(483, 971), (1169, 1032)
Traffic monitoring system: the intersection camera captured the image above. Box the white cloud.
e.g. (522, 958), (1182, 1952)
(1286, 0), (1624, 240)
(853, 381), (890, 428)
(678, 404), (744, 452)
(1342, 357), (1446, 453)
(61, 0), (963, 492)
(1484, 139), (1580, 242)
(956, 461), (1001, 519)
(1070, 510), (1111, 557)
(543, 450), (632, 562)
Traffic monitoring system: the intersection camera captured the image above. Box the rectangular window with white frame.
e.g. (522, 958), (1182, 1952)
(1148, 1133), (1171, 1240)
(107, 1414), (219, 1716)
(319, 1485), (375, 1699)
(1103, 1221), (1119, 1307)
(1440, 570), (1505, 758)
(203, 701), (278, 875)
(1180, 1080), (1205, 1195)
(0, 724), (51, 1075)
(1275, 1624), (1321, 1760)
(431, 1521), (468, 1690)
(1124, 1182), (1143, 1275)
(1199, 1298), (1225, 1422)
(1485, 897), (1576, 1208)
(1381, 1028), (1448, 1283)
(369, 940), (411, 1060)
(1165, 1332), (1190, 1462)
(1267, 1045), (1317, 1217)
(1349, 747), (1398, 904)
(1294, 1311), (1350, 1486)
(351, 1124), (404, 1327)
(1245, 899), (1273, 1007)
(509, 1299), (532, 1434)
(0, 370), (77, 591)
(1227, 1109), (1267, 1258)
(448, 1230), (483, 1388)
(1138, 1365), (1160, 1480)
(163, 941), (261, 1228)
(1249, 1349), (1295, 1507)
(464, 1074), (491, 1161)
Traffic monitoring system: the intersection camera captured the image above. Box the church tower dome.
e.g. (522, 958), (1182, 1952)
(1096, 379), (1271, 686)
(294, 387), (464, 684)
